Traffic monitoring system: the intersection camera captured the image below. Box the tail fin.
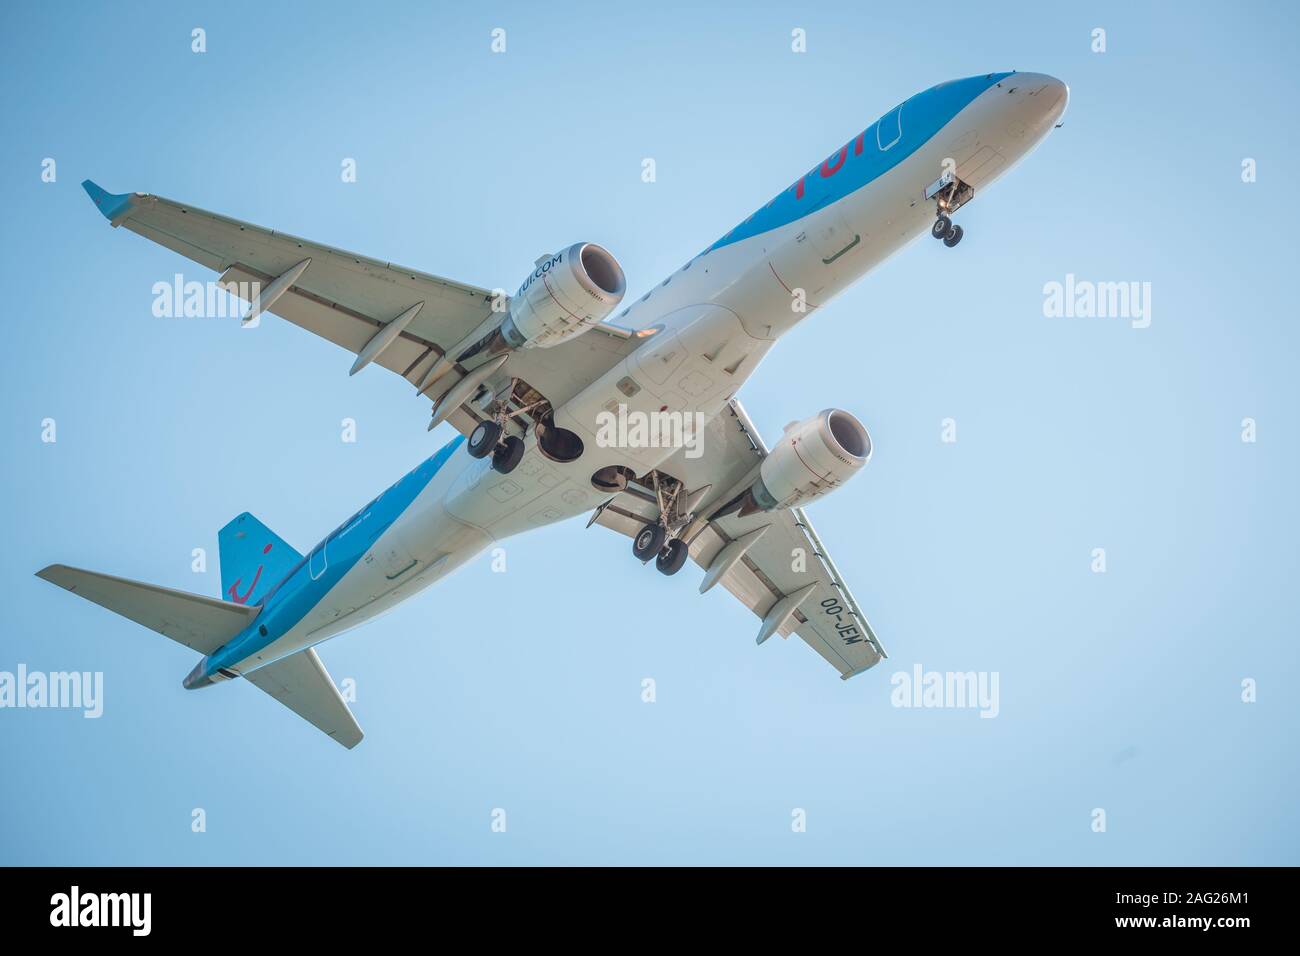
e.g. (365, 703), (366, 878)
(35, 564), (258, 654)
(218, 513), (303, 606)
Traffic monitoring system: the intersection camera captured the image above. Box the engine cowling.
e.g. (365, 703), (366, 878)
(500, 242), (626, 349)
(742, 409), (872, 514)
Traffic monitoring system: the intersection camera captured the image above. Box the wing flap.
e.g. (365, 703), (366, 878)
(216, 263), (437, 380)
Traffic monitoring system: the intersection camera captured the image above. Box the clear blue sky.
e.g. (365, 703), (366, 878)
(2, 0), (1296, 864)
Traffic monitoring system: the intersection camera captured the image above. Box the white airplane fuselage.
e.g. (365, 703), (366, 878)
(200, 72), (1068, 681)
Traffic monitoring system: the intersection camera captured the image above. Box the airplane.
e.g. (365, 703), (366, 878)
(39, 71), (1068, 748)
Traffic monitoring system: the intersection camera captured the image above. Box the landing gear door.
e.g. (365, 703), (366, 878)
(925, 169), (974, 215)
(925, 169), (956, 201)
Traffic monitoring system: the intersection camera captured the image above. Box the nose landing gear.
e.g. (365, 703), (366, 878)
(925, 170), (973, 249)
(932, 215), (964, 247)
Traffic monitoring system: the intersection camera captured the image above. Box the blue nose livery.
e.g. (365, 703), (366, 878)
(709, 72), (1017, 252)
(40, 72), (1068, 748)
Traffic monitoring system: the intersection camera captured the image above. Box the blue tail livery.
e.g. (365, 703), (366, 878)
(218, 513), (303, 607)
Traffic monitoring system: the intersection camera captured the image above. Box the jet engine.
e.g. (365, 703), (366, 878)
(421, 242), (626, 449)
(446, 242), (626, 377)
(501, 242), (626, 349)
(721, 409), (872, 516)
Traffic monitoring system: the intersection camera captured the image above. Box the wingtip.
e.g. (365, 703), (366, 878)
(81, 179), (135, 223)
(337, 729), (364, 750)
(35, 564), (65, 582)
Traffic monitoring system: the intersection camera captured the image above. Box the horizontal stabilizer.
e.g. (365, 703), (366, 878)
(244, 649), (363, 749)
(36, 564), (258, 654)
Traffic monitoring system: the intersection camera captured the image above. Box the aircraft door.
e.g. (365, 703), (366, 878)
(877, 103), (903, 150)
(309, 543), (328, 580)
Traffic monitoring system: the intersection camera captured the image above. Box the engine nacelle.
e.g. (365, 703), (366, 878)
(501, 242), (626, 349)
(743, 409), (872, 514)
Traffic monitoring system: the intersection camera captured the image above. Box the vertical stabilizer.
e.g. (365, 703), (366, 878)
(218, 513), (303, 606)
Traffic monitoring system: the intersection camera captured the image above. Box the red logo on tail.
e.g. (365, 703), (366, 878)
(226, 542), (273, 605)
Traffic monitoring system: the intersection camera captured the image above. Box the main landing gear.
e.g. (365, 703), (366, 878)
(604, 469), (705, 577)
(465, 377), (558, 476)
(467, 418), (525, 475)
(632, 522), (690, 575)
(590, 465), (705, 577)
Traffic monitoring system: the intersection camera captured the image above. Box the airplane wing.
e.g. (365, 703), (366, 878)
(593, 400), (887, 679)
(243, 648), (363, 750)
(82, 180), (641, 437)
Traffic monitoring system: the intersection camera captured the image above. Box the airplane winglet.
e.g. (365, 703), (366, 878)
(81, 179), (136, 225)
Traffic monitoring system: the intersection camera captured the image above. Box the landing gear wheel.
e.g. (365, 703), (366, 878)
(655, 538), (689, 576)
(632, 523), (667, 562)
(943, 224), (964, 248)
(931, 215), (952, 240)
(491, 435), (525, 474)
(468, 420), (502, 458)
